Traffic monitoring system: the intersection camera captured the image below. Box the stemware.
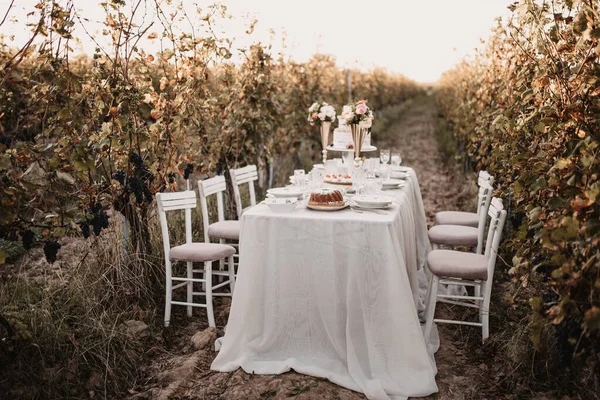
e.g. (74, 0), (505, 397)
(391, 152), (403, 167)
(294, 169), (307, 190)
(379, 164), (391, 180)
(380, 149), (390, 165)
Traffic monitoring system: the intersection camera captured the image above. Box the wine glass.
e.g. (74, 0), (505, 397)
(294, 169), (305, 188)
(391, 152), (402, 167)
(380, 149), (390, 165)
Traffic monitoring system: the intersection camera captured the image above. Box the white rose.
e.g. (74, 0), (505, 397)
(321, 105), (335, 118)
(318, 112), (326, 120)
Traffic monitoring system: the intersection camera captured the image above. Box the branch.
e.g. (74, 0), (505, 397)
(0, 0), (14, 27)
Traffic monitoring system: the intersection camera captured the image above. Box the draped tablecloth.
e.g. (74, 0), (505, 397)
(211, 170), (439, 400)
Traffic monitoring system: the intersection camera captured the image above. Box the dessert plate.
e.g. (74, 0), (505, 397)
(391, 166), (411, 172)
(390, 171), (410, 179)
(353, 194), (394, 208)
(267, 187), (304, 198)
(324, 173), (353, 185)
(306, 201), (349, 211)
(382, 180), (405, 189)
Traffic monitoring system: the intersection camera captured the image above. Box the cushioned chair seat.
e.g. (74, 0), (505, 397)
(169, 243), (236, 262)
(428, 224), (478, 246)
(208, 220), (240, 240)
(435, 211), (478, 227)
(427, 250), (489, 280)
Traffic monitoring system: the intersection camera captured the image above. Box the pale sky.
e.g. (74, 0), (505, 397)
(0, 0), (512, 82)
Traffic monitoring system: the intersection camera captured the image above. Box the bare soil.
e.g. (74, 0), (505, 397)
(126, 95), (514, 400)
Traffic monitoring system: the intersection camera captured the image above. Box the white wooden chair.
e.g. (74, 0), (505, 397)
(198, 176), (240, 278)
(156, 191), (236, 327)
(424, 197), (507, 342)
(435, 170), (494, 227)
(230, 165), (259, 218)
(428, 181), (493, 254)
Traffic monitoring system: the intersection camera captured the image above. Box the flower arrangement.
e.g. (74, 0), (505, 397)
(340, 100), (374, 128)
(307, 101), (336, 126)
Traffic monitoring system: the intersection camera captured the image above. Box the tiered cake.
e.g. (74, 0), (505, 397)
(332, 118), (371, 149)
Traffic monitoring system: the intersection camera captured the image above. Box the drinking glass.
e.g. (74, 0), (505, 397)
(379, 164), (391, 180)
(391, 152), (402, 167)
(353, 167), (367, 194)
(294, 169), (305, 188)
(310, 169), (323, 189)
(366, 158), (377, 179)
(380, 149), (390, 165)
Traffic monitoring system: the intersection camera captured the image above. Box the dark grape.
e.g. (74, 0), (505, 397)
(167, 172), (176, 183)
(143, 184), (153, 202)
(128, 177), (146, 204)
(183, 163), (193, 180)
(21, 229), (35, 249)
(43, 240), (61, 263)
(79, 222), (90, 239)
(112, 170), (126, 185)
(130, 152), (144, 168)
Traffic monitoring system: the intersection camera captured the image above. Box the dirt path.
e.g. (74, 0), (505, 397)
(130, 95), (484, 400)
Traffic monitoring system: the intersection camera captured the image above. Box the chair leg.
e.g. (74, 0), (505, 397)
(481, 280), (492, 341)
(205, 261), (216, 327)
(186, 261), (193, 317)
(228, 254), (236, 294)
(424, 275), (439, 344)
(164, 260), (173, 327)
(218, 239), (226, 283)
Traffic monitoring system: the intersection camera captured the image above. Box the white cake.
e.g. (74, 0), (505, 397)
(332, 119), (371, 149)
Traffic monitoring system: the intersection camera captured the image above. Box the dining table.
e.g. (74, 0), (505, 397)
(211, 167), (440, 400)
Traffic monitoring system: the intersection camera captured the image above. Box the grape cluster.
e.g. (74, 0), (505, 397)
(167, 172), (177, 183)
(43, 240), (61, 263)
(130, 152), (153, 182)
(20, 229), (35, 249)
(183, 163), (193, 180)
(90, 203), (109, 236)
(79, 221), (90, 239)
(127, 177), (152, 204)
(113, 170), (126, 185)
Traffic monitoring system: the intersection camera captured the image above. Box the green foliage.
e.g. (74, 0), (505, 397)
(0, 1), (421, 397)
(0, 1), (420, 261)
(438, 0), (599, 392)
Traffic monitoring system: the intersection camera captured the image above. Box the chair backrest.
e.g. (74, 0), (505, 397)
(475, 182), (494, 254)
(198, 175), (227, 242)
(230, 165), (258, 218)
(484, 197), (507, 279)
(478, 170), (494, 187)
(156, 191), (197, 257)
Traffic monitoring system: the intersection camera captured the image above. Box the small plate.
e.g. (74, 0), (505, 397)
(268, 187), (304, 198)
(382, 180), (405, 189)
(350, 201), (393, 210)
(390, 171), (409, 179)
(391, 166), (411, 172)
(306, 201), (349, 211)
(353, 194), (395, 207)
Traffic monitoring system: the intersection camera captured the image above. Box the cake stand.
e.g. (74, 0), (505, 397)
(327, 145), (377, 168)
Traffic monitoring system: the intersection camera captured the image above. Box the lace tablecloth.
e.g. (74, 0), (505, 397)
(211, 171), (439, 400)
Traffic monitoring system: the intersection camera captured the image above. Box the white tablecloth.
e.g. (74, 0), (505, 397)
(211, 171), (439, 400)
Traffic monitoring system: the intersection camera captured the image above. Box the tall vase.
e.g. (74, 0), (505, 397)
(320, 121), (332, 164)
(350, 124), (367, 167)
